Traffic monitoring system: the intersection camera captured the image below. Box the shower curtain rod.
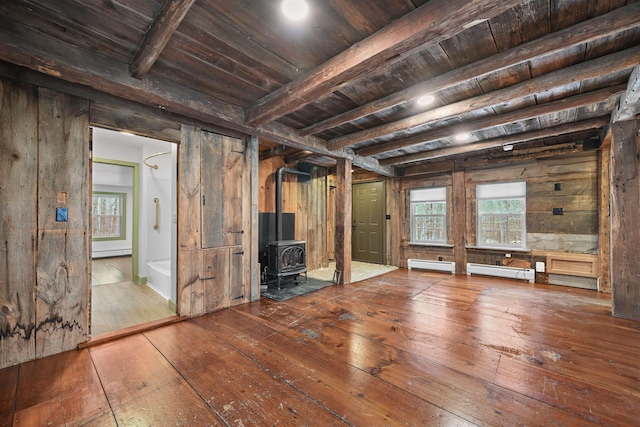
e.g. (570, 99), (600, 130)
(142, 151), (171, 169)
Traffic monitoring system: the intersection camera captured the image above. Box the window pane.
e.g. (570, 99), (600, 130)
(410, 188), (447, 243)
(92, 193), (125, 239)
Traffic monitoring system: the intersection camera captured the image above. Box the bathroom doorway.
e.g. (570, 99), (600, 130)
(90, 127), (177, 335)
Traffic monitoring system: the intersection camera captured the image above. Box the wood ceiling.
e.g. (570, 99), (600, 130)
(1, 0), (639, 176)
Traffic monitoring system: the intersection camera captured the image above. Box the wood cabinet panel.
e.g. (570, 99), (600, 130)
(200, 132), (244, 249)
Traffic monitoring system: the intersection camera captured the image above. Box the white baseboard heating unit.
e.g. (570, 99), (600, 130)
(407, 259), (455, 274)
(466, 263), (535, 283)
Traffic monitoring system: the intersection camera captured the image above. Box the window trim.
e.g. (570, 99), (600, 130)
(92, 191), (127, 241)
(476, 181), (526, 250)
(409, 187), (447, 245)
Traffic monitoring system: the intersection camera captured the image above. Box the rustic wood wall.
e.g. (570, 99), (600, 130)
(1, 79), (89, 369)
(258, 157), (329, 271)
(395, 151), (602, 287)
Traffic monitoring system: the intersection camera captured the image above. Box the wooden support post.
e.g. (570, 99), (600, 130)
(335, 158), (352, 284)
(610, 119), (640, 319)
(249, 135), (260, 301)
(598, 130), (612, 293)
(452, 161), (467, 275)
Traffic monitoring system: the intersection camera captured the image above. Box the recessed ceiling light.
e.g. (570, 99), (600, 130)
(281, 0), (309, 21)
(416, 94), (435, 106)
(454, 133), (470, 142)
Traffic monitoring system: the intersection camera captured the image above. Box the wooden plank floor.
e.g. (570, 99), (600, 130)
(1, 269), (639, 426)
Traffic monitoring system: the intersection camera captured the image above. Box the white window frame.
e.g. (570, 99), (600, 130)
(409, 187), (447, 245)
(92, 191), (126, 241)
(476, 181), (526, 250)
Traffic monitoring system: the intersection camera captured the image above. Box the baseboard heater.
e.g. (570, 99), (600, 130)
(466, 263), (535, 283)
(407, 259), (455, 274)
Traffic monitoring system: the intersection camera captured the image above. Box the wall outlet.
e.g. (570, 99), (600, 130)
(495, 260), (501, 266)
(438, 256), (443, 261)
(505, 253), (511, 258)
(535, 261), (546, 272)
(552, 207), (563, 215)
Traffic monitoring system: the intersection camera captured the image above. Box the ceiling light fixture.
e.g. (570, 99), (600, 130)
(281, 0), (309, 21)
(454, 133), (470, 142)
(503, 144), (514, 151)
(416, 94), (435, 106)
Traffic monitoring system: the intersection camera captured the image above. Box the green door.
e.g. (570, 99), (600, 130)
(352, 181), (385, 264)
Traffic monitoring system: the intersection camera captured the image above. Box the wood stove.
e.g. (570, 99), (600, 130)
(266, 240), (307, 289)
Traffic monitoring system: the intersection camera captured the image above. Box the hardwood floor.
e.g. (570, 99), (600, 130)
(91, 257), (176, 336)
(2, 269), (639, 426)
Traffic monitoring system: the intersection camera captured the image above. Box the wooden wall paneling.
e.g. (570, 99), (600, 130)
(452, 161), (467, 275)
(327, 177), (336, 261)
(35, 88), (90, 358)
(610, 118), (640, 320)
(249, 135), (259, 301)
(0, 80), (38, 368)
(386, 177), (400, 266)
(199, 131), (223, 252)
(598, 133), (612, 293)
(335, 159), (352, 284)
(178, 125), (203, 316)
(201, 248), (230, 312)
(201, 132), (244, 249)
(229, 246), (245, 305)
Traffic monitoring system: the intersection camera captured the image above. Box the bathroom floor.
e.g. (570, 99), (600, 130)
(91, 257), (175, 336)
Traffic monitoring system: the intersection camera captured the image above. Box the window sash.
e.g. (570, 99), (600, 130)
(477, 196), (525, 248)
(410, 195), (447, 243)
(92, 192), (126, 240)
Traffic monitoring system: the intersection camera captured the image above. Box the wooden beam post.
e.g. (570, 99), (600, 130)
(249, 135), (260, 301)
(452, 161), (467, 275)
(335, 158), (352, 284)
(610, 118), (640, 319)
(598, 129), (612, 293)
(612, 65), (640, 123)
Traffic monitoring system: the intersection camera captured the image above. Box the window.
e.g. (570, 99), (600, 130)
(476, 181), (526, 249)
(92, 192), (126, 240)
(410, 187), (447, 244)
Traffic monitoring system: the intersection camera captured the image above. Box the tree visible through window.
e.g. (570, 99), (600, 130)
(476, 182), (526, 249)
(92, 192), (126, 240)
(410, 187), (446, 244)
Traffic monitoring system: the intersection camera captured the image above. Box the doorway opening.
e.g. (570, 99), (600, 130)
(90, 127), (177, 335)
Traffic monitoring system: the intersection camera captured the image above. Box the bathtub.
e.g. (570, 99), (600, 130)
(146, 259), (172, 300)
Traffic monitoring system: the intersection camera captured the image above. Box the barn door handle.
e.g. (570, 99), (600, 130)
(233, 251), (244, 255)
(228, 230), (244, 234)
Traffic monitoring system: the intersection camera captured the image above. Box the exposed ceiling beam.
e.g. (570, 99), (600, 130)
(357, 85), (624, 157)
(259, 145), (298, 161)
(399, 139), (591, 177)
(245, 0), (522, 126)
(130, 0), (196, 79)
(612, 65), (640, 123)
(382, 117), (609, 166)
(0, 18), (388, 175)
(284, 150), (315, 164)
(329, 46), (639, 150)
(302, 3), (640, 136)
(256, 122), (394, 176)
